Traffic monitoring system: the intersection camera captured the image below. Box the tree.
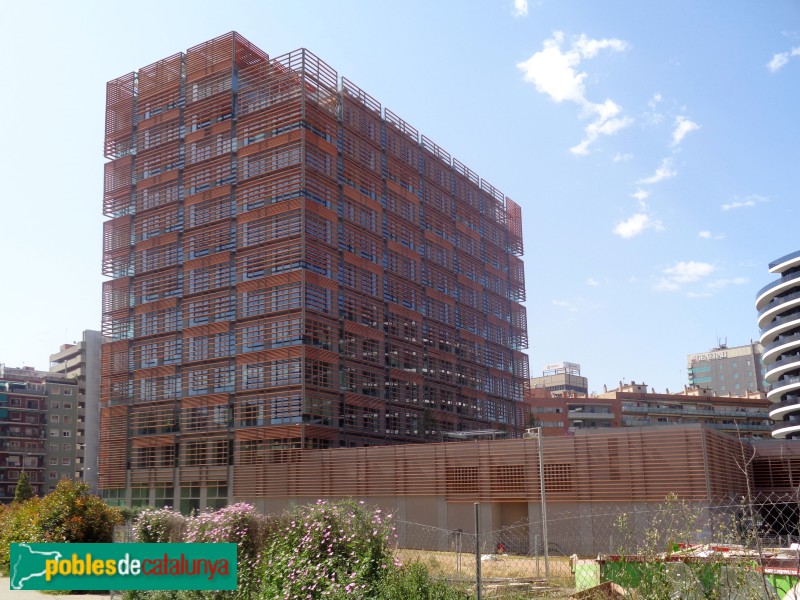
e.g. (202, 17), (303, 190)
(13, 472), (34, 503)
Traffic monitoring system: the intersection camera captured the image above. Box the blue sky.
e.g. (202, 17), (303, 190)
(0, 0), (797, 394)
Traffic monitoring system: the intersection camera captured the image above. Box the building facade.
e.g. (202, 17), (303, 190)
(100, 33), (529, 506)
(757, 250), (800, 438)
(0, 367), (46, 501)
(0, 365), (86, 500)
(49, 330), (102, 493)
(686, 342), (765, 395)
(44, 379), (82, 493)
(529, 362), (588, 396)
(525, 381), (771, 438)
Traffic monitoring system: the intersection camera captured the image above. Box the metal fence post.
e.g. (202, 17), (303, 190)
(535, 427), (550, 577)
(475, 502), (482, 600)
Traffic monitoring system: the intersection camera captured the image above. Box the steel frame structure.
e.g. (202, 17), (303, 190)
(100, 33), (529, 500)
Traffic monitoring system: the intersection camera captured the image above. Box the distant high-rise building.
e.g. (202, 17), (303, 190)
(756, 250), (800, 439)
(530, 362), (588, 396)
(686, 342), (765, 396)
(49, 330), (102, 492)
(100, 32), (529, 509)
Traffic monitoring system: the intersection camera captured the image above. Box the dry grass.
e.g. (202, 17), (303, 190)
(395, 548), (574, 580)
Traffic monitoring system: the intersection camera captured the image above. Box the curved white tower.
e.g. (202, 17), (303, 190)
(757, 250), (800, 438)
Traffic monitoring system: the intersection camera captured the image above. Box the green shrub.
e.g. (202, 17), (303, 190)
(373, 562), (469, 599)
(0, 497), (43, 575)
(258, 499), (396, 599)
(37, 479), (122, 543)
(119, 504), (148, 524)
(13, 471), (34, 503)
(0, 480), (121, 575)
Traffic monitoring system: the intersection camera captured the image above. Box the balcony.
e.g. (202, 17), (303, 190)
(568, 410), (614, 420)
(767, 375), (800, 403)
(622, 405), (769, 419)
(760, 307), (800, 335)
(757, 271), (800, 311)
(762, 332), (800, 364)
(765, 355), (800, 384)
(769, 249), (800, 271)
(0, 429), (44, 439)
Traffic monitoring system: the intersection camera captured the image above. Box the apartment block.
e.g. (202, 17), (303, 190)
(529, 362), (588, 396)
(0, 363), (91, 501)
(757, 250), (800, 438)
(687, 341), (765, 395)
(49, 330), (102, 492)
(525, 381), (771, 438)
(100, 33), (529, 508)
(0, 367), (46, 501)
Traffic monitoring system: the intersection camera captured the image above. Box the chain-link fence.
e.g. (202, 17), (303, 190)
(112, 493), (800, 598)
(395, 493), (800, 598)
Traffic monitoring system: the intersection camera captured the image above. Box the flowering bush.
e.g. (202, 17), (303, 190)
(258, 499), (397, 599)
(184, 503), (276, 599)
(128, 503), (275, 600)
(133, 507), (186, 543)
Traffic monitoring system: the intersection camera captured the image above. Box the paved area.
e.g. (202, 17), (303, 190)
(1, 577), (113, 599)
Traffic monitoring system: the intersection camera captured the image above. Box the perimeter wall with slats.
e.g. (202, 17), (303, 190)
(230, 424), (759, 554)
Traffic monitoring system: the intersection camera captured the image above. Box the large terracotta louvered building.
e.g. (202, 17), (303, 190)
(100, 32), (529, 508)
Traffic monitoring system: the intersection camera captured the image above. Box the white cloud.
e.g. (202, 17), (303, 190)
(518, 32), (631, 154)
(586, 277), (600, 286)
(721, 194), (768, 211)
(707, 277), (749, 289)
(767, 47), (800, 72)
(513, 0), (528, 17)
(671, 116), (700, 146)
(569, 100), (633, 154)
(648, 93), (662, 109)
(653, 260), (716, 297)
(655, 261), (715, 291)
(698, 230), (725, 240)
(664, 261), (715, 283)
(613, 213), (663, 239)
(698, 230), (711, 239)
(613, 153), (633, 162)
(638, 158), (677, 185)
(552, 299), (578, 312)
(631, 189), (650, 208)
